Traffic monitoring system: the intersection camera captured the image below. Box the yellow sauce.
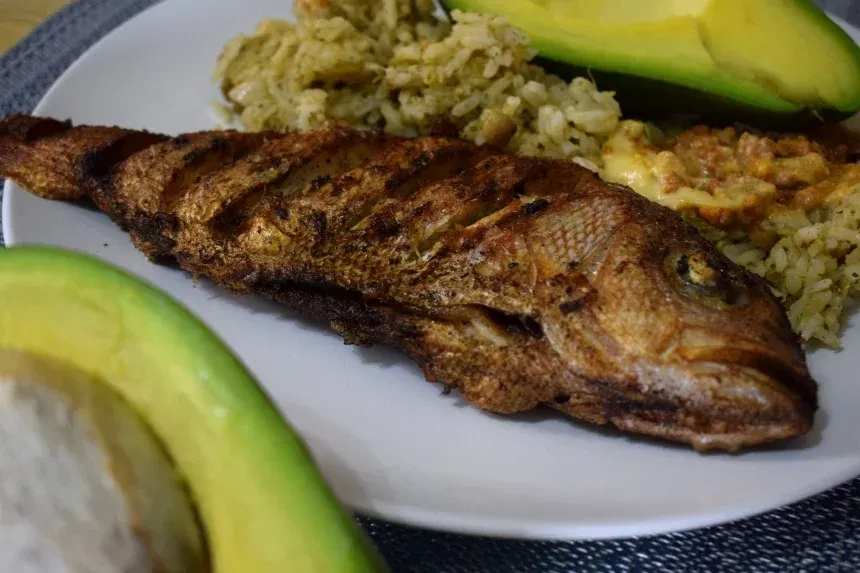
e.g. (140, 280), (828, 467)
(601, 120), (775, 216)
(599, 119), (860, 228)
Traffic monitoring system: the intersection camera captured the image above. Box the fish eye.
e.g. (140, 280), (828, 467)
(676, 252), (725, 291)
(666, 250), (748, 308)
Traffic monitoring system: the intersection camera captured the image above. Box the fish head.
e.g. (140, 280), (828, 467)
(533, 184), (817, 450)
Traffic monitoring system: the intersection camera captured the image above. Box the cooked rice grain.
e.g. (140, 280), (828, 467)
(213, 1), (620, 167)
(700, 193), (860, 347)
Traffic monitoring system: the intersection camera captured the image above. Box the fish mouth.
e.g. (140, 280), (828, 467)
(609, 411), (814, 453)
(676, 332), (818, 413)
(590, 331), (819, 452)
(599, 363), (816, 452)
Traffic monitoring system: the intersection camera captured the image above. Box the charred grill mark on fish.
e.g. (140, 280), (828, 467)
(0, 113), (818, 451)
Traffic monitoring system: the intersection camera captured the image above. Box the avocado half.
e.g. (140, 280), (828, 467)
(0, 246), (385, 573)
(440, 0), (860, 128)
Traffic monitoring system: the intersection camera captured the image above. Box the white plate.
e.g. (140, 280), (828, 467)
(5, 0), (860, 540)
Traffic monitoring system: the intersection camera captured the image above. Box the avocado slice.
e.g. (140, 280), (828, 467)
(0, 246), (385, 573)
(440, 0), (860, 127)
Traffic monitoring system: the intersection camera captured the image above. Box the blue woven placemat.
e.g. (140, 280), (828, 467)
(1, 1), (859, 571)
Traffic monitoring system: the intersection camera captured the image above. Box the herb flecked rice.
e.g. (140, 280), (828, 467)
(701, 195), (860, 348)
(213, 0), (620, 170)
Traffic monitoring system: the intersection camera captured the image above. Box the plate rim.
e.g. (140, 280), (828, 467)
(3, 1), (860, 540)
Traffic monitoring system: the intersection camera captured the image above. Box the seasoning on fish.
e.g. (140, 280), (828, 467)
(0, 113), (818, 451)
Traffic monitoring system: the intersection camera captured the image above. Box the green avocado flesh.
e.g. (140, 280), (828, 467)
(441, 0), (860, 125)
(0, 246), (385, 573)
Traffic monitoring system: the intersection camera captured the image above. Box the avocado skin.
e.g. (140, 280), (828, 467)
(534, 56), (853, 131)
(0, 246), (387, 573)
(439, 0), (860, 131)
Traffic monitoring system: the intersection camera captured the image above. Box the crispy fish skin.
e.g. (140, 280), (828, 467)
(0, 113), (818, 451)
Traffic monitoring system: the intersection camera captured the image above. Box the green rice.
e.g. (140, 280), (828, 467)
(697, 195), (860, 347)
(213, 0), (620, 169)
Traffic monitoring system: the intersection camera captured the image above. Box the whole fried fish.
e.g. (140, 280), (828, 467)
(0, 113), (817, 451)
